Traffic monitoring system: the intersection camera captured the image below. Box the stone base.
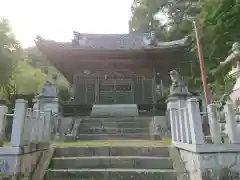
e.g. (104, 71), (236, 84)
(152, 134), (162, 140)
(175, 143), (240, 180)
(47, 146), (175, 180)
(46, 169), (177, 180)
(54, 133), (61, 141)
(91, 104), (139, 117)
(0, 143), (50, 178)
(54, 146), (170, 157)
(64, 134), (75, 142)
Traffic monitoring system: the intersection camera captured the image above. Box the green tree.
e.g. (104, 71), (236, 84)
(129, 0), (200, 40)
(27, 47), (73, 101)
(195, 0), (240, 98)
(130, 0), (240, 99)
(13, 59), (46, 94)
(0, 18), (24, 100)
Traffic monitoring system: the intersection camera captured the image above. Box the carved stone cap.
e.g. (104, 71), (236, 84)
(36, 74), (58, 99)
(168, 70), (192, 99)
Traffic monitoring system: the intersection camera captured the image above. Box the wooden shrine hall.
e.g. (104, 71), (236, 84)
(35, 32), (192, 114)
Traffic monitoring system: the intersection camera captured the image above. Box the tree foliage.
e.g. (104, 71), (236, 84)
(197, 0), (240, 97)
(27, 47), (72, 101)
(0, 19), (72, 102)
(130, 0), (240, 99)
(0, 18), (22, 86)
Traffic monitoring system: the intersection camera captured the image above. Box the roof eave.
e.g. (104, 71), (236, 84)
(35, 36), (192, 53)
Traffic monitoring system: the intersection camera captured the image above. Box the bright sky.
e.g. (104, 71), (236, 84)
(0, 0), (133, 47)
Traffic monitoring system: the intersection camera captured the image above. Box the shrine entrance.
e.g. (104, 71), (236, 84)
(99, 78), (133, 104)
(73, 73), (155, 105)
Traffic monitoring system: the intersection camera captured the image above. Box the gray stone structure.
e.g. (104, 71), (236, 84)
(34, 74), (62, 141)
(35, 74), (59, 113)
(168, 70), (191, 100)
(166, 68), (240, 179)
(37, 74), (58, 99)
(166, 70), (192, 141)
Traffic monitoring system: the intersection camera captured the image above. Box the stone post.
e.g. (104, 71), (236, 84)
(207, 104), (222, 144)
(44, 110), (52, 143)
(24, 108), (32, 144)
(0, 105), (8, 141)
(178, 100), (187, 142)
(183, 106), (191, 143)
(39, 112), (45, 143)
(167, 70), (192, 143)
(174, 109), (181, 142)
(224, 100), (240, 143)
(33, 110), (40, 143)
(35, 74), (61, 140)
(187, 98), (205, 144)
(10, 99), (27, 147)
(29, 109), (36, 143)
(168, 102), (177, 142)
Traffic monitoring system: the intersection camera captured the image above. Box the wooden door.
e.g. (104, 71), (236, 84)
(98, 78), (133, 104)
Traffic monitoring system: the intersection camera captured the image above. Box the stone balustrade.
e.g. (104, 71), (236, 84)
(0, 99), (53, 178)
(1, 99), (52, 147)
(169, 98), (240, 180)
(169, 97), (240, 147)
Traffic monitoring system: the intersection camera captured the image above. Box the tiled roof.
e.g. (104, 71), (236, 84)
(35, 32), (191, 51)
(71, 32), (191, 49)
(72, 33), (148, 49)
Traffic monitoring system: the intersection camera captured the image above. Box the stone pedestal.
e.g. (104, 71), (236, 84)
(33, 97), (59, 114)
(167, 70), (192, 143)
(64, 134), (75, 142)
(150, 116), (169, 140)
(54, 132), (61, 141)
(178, 147), (240, 180)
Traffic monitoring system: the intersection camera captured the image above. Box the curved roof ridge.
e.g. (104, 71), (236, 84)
(35, 33), (192, 50)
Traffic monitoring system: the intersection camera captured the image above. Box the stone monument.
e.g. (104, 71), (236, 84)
(218, 42), (240, 107)
(37, 74), (58, 98)
(35, 74), (59, 114)
(34, 74), (61, 140)
(169, 70), (191, 97)
(167, 70), (192, 109)
(166, 70), (193, 143)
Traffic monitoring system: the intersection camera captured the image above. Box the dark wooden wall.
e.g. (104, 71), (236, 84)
(73, 76), (155, 105)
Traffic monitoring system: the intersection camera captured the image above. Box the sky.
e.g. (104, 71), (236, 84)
(0, 0), (133, 47)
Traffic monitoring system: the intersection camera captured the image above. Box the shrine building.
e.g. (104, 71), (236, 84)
(35, 32), (192, 113)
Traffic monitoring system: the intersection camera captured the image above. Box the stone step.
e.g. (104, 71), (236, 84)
(77, 133), (151, 140)
(54, 146), (170, 157)
(45, 169), (177, 180)
(79, 128), (149, 134)
(81, 117), (153, 123)
(50, 156), (173, 169)
(80, 122), (150, 128)
(91, 104), (139, 117)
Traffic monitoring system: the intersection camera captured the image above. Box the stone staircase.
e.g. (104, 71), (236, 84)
(45, 146), (177, 180)
(77, 117), (153, 140)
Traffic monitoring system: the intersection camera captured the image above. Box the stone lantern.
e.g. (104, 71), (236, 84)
(219, 42), (240, 106)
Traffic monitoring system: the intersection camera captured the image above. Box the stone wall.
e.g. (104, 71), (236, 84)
(179, 149), (240, 180)
(0, 144), (49, 179)
(51, 116), (83, 140)
(149, 116), (170, 139)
